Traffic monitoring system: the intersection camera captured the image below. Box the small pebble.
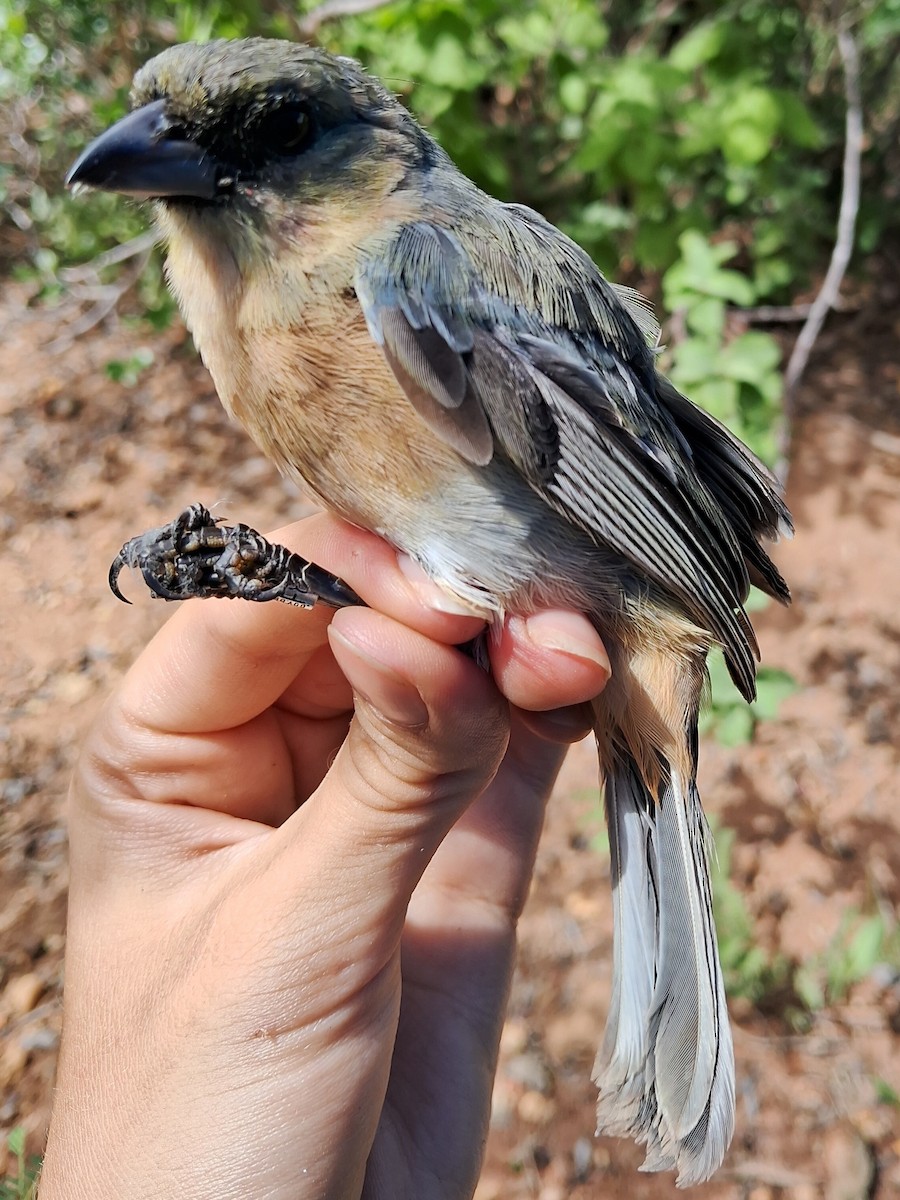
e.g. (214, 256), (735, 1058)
(19, 1026), (59, 1053)
(499, 1017), (529, 1057)
(3, 973), (43, 1017)
(517, 1090), (557, 1125)
(505, 1052), (551, 1093)
(824, 1124), (874, 1200)
(472, 1177), (502, 1200)
(0, 1041), (28, 1088)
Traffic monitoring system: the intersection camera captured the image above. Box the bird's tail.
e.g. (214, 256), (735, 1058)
(593, 748), (734, 1187)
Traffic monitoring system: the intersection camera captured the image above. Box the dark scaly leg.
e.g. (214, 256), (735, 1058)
(109, 504), (363, 610)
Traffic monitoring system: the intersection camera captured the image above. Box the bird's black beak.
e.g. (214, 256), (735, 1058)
(66, 99), (220, 201)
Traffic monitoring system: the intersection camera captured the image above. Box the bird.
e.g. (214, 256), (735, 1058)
(66, 37), (791, 1185)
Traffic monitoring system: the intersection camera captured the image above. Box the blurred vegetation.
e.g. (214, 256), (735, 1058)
(794, 909), (900, 1010)
(700, 642), (798, 747)
(710, 825), (900, 1023)
(3, 0), (899, 458)
(709, 823), (793, 1009)
(0, 1128), (38, 1200)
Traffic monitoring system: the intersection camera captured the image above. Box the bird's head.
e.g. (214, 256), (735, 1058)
(67, 39), (438, 303)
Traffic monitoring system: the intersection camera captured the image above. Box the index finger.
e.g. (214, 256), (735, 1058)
(116, 583), (336, 735)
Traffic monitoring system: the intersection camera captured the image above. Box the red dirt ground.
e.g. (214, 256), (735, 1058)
(1, 272), (898, 1198)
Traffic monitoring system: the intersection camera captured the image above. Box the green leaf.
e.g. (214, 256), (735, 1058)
(794, 966), (825, 1011)
(424, 33), (484, 89)
(775, 91), (822, 148)
(754, 256), (793, 295)
(631, 218), (683, 270)
(667, 337), (713, 385)
(722, 86), (782, 135)
(607, 58), (662, 110)
(620, 129), (667, 185)
(751, 668), (797, 720)
(722, 121), (772, 166)
(845, 917), (885, 980)
(578, 201), (634, 231)
(554, 9), (608, 52)
(874, 1078), (900, 1108)
(683, 378), (741, 425)
(573, 112), (627, 170)
(669, 20), (725, 70)
(496, 11), (555, 57)
(717, 332), (782, 382)
(711, 705), (755, 747)
(720, 87), (781, 166)
(685, 296), (726, 339)
(559, 72), (589, 114)
(664, 232), (755, 307)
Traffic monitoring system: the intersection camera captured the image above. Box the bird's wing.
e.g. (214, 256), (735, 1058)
(355, 212), (761, 696)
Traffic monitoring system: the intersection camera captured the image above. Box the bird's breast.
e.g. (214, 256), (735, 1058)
(232, 298), (466, 513)
(201, 291), (606, 615)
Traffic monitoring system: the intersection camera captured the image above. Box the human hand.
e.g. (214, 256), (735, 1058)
(41, 515), (610, 1200)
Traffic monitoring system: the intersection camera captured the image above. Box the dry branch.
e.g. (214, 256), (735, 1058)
(49, 233), (156, 354)
(735, 299), (858, 324)
(784, 27), (863, 398)
(298, 0), (397, 39)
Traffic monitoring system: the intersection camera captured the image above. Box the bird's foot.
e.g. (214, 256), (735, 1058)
(109, 503), (363, 609)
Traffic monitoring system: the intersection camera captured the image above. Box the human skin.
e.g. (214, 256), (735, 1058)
(40, 514), (610, 1200)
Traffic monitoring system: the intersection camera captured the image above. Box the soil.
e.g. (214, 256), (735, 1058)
(1, 271), (899, 1199)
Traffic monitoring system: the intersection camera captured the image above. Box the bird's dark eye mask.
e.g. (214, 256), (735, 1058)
(67, 77), (370, 205)
(158, 85), (319, 177)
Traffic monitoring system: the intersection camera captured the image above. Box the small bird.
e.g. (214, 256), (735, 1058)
(67, 38), (791, 1185)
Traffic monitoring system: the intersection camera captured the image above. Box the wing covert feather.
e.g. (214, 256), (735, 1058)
(355, 216), (782, 692)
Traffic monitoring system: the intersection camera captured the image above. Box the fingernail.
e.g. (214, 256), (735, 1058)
(328, 627), (429, 727)
(396, 553), (485, 617)
(518, 612), (612, 677)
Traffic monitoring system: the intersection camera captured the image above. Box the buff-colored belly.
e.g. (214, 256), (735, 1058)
(163, 234), (615, 617)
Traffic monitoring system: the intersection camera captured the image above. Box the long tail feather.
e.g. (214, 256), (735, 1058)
(594, 752), (734, 1186)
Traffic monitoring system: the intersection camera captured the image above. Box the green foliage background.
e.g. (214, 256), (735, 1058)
(4, 0), (899, 460)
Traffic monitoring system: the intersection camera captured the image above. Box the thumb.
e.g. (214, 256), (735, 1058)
(259, 606), (510, 941)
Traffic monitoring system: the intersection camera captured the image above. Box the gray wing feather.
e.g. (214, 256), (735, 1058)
(357, 261), (492, 465)
(380, 308), (468, 408)
(594, 757), (657, 1130)
(355, 214), (784, 694)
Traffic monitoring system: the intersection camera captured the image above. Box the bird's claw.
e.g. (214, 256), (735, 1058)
(109, 503), (363, 609)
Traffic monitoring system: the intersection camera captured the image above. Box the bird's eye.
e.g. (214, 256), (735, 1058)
(252, 101), (312, 157)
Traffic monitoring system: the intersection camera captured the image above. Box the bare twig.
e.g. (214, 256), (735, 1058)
(740, 302), (817, 323)
(734, 299), (859, 324)
(298, 0), (397, 39)
(784, 27), (863, 400)
(58, 230), (158, 284)
(724, 1160), (815, 1189)
(871, 430), (900, 457)
(48, 241), (153, 354)
(46, 231), (159, 353)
